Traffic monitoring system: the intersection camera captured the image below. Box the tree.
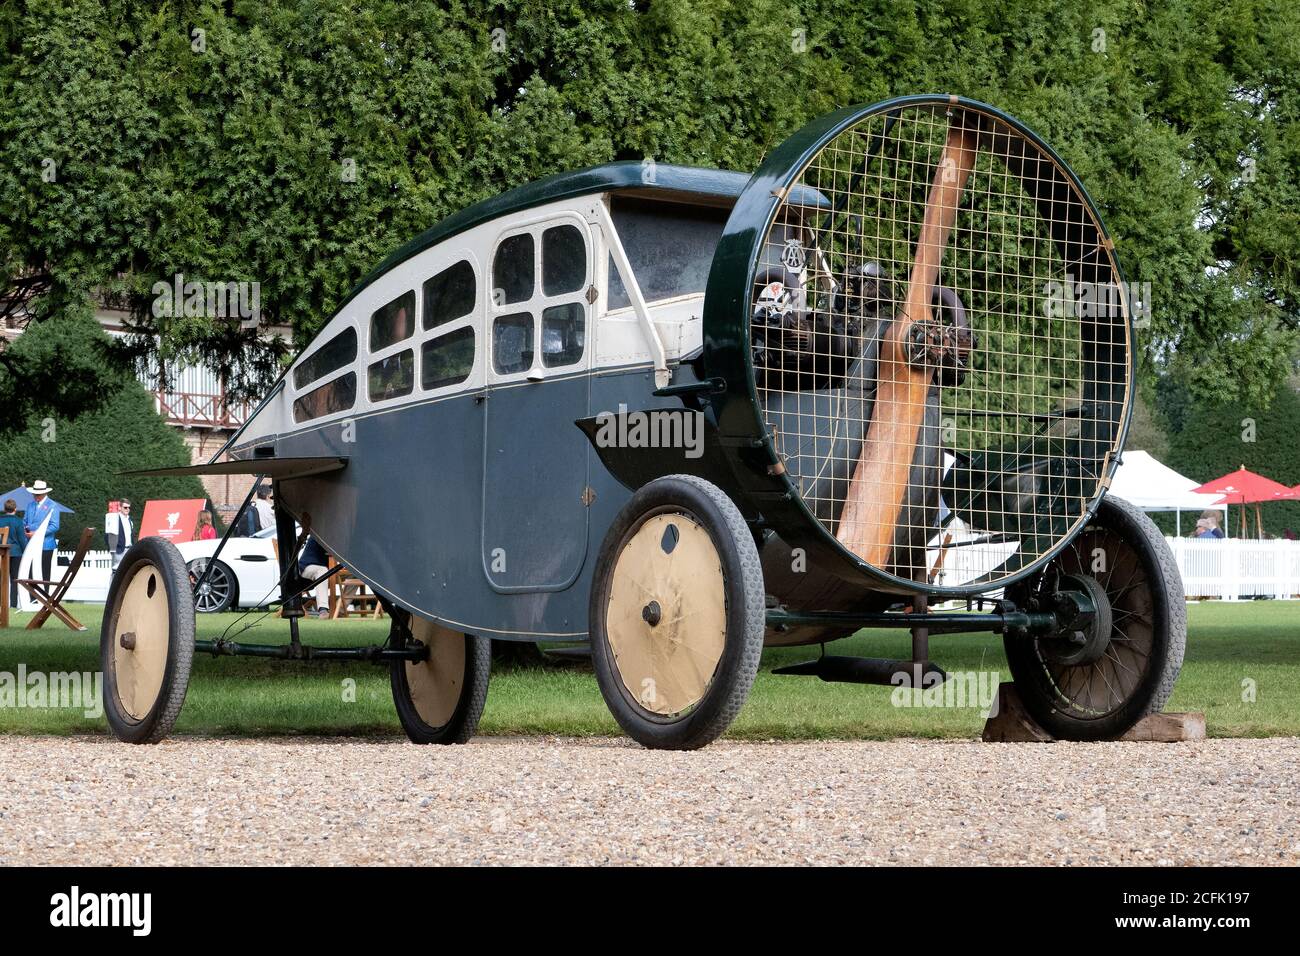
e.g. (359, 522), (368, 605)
(1, 0), (1297, 427)
(1124, 391), (1172, 460)
(0, 314), (206, 549)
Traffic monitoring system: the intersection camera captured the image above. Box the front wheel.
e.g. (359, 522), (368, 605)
(1004, 494), (1186, 740)
(102, 538), (196, 744)
(589, 475), (765, 750)
(390, 616), (491, 744)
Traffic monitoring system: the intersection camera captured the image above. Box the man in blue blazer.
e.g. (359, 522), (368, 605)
(23, 480), (60, 581)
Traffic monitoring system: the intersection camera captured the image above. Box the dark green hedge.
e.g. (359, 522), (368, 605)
(0, 315), (206, 550)
(1159, 385), (1300, 537)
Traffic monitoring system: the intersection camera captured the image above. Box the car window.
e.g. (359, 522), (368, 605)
(367, 349), (415, 402)
(423, 260), (476, 330)
(422, 326), (475, 390)
(607, 197), (728, 309)
(370, 290), (416, 351)
(492, 312), (534, 374)
(492, 234), (534, 306)
(294, 327), (357, 390)
(541, 302), (584, 368)
(292, 372), (357, 422)
(542, 224), (586, 296)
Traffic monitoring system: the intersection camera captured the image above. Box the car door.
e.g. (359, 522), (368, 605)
(482, 213), (593, 591)
(244, 527), (285, 604)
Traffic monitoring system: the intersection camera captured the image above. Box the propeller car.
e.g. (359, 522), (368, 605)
(104, 95), (1184, 748)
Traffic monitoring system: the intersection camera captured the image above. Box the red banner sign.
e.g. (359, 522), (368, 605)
(140, 499), (208, 543)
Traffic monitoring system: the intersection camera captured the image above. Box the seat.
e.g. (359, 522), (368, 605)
(17, 527), (94, 631)
(330, 566), (383, 620)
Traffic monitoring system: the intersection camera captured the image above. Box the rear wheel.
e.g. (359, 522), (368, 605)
(390, 616), (490, 744)
(1004, 494), (1185, 740)
(187, 557), (237, 613)
(589, 475), (765, 750)
(102, 538), (195, 744)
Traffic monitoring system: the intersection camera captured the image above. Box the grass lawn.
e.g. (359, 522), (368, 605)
(0, 601), (1296, 739)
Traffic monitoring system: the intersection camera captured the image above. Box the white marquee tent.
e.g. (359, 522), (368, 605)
(1110, 450), (1228, 535)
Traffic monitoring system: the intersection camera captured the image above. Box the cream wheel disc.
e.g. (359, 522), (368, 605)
(112, 563), (171, 721)
(102, 536), (194, 744)
(404, 617), (467, 729)
(605, 512), (727, 716)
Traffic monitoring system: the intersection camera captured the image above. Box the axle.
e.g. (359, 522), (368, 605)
(195, 639), (428, 663)
(768, 585), (1103, 688)
(764, 606), (1060, 636)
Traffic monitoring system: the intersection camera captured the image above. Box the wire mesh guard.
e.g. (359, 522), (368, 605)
(752, 102), (1130, 590)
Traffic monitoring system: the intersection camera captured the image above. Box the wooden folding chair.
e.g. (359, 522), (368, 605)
(18, 527), (93, 631)
(330, 565), (384, 620)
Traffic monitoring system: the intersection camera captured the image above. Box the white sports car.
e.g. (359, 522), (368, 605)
(176, 526), (284, 612)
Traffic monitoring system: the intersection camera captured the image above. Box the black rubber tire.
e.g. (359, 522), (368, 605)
(390, 624), (491, 745)
(101, 538), (196, 744)
(589, 474), (765, 750)
(1004, 494), (1186, 740)
(187, 558), (238, 613)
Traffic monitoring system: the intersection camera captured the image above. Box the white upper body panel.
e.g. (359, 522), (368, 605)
(234, 192), (718, 450)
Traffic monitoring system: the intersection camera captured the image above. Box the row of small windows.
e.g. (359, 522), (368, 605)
(370, 259), (478, 354)
(292, 224), (589, 423)
(490, 224), (587, 374)
(292, 256), (481, 422)
(295, 258), (478, 393)
(292, 328), (477, 423)
(293, 308), (584, 422)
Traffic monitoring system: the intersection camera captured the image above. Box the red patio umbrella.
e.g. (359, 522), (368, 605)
(1192, 466), (1297, 538)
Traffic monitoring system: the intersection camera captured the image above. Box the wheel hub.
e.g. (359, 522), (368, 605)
(1040, 573), (1112, 667)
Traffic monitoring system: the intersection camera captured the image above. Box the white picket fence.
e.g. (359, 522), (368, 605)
(1169, 537), (1300, 601)
(49, 550), (116, 605)
(32, 539), (1300, 608)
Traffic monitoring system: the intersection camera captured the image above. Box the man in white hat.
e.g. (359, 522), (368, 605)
(23, 479), (60, 580)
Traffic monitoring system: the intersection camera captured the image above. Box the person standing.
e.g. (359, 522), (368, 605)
(0, 499), (24, 608)
(193, 510), (217, 540)
(104, 498), (134, 570)
(252, 484), (274, 535)
(23, 480), (59, 581)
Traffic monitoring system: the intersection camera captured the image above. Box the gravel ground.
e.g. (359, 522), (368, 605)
(0, 735), (1296, 865)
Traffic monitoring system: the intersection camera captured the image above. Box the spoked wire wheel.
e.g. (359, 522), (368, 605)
(1004, 494), (1185, 739)
(187, 557), (236, 613)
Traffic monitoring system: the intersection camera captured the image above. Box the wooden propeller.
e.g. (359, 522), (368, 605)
(835, 119), (979, 569)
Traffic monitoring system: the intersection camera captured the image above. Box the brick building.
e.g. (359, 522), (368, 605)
(1, 303), (289, 521)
